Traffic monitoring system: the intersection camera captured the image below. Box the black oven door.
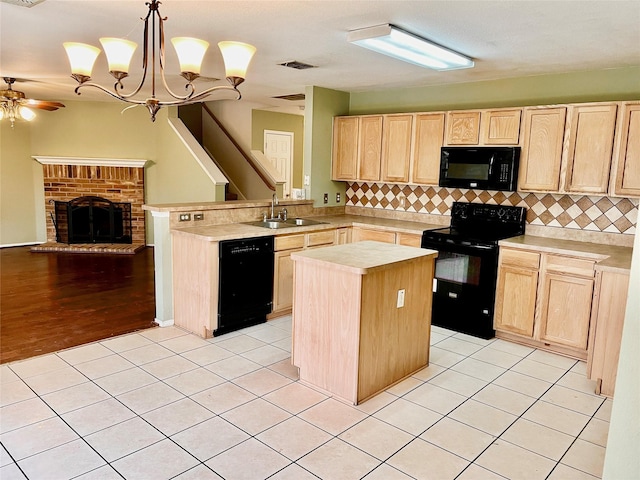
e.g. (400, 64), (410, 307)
(422, 239), (498, 339)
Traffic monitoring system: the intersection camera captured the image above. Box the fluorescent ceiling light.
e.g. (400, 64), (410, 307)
(347, 24), (474, 71)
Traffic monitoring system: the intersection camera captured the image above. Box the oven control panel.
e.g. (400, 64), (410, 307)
(450, 202), (526, 233)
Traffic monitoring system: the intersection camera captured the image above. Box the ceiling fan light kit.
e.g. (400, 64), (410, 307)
(0, 77), (65, 127)
(347, 24), (474, 71)
(63, 0), (256, 121)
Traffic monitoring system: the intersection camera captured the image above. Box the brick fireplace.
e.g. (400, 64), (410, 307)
(32, 157), (147, 254)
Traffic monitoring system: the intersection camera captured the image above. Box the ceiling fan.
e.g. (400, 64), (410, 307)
(1, 77), (65, 127)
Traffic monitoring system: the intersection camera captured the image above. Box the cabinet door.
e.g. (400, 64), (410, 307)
(481, 109), (522, 145)
(613, 103), (640, 197)
(411, 113), (445, 185)
(381, 114), (413, 183)
(396, 232), (422, 247)
(273, 249), (301, 314)
(332, 116), (359, 181)
(494, 264), (539, 337)
(446, 111), (481, 145)
(565, 104), (618, 194)
(358, 116), (383, 181)
(335, 227), (352, 245)
(518, 107), (567, 191)
(352, 227), (396, 244)
(539, 272), (594, 350)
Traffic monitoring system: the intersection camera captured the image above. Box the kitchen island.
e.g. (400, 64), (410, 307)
(291, 241), (438, 405)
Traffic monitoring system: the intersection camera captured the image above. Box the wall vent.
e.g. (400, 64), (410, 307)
(272, 93), (306, 101)
(279, 61), (316, 70)
(1, 0), (46, 7)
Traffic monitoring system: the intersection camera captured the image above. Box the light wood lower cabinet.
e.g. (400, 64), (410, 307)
(494, 247), (595, 359)
(494, 249), (540, 337)
(587, 270), (629, 396)
(335, 227), (352, 245)
(351, 227), (422, 247)
(271, 229), (335, 317)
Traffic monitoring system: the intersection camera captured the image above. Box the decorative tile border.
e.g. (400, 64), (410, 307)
(346, 183), (638, 235)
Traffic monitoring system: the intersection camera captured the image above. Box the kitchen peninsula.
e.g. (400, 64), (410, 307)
(291, 241), (438, 405)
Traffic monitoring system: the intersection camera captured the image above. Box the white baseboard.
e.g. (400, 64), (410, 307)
(0, 241), (42, 249)
(154, 318), (175, 327)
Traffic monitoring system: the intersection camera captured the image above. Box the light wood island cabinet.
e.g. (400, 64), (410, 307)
(291, 241), (438, 405)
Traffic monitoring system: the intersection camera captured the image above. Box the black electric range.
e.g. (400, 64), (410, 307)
(421, 202), (526, 339)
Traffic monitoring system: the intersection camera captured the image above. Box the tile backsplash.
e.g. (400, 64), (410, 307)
(346, 183), (638, 235)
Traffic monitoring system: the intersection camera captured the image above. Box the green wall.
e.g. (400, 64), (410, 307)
(305, 86), (350, 207)
(349, 66), (640, 114)
(251, 110), (304, 188)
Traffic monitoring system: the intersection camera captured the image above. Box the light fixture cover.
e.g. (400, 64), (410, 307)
(63, 42), (102, 77)
(171, 37), (210, 75)
(218, 41), (257, 79)
(100, 38), (138, 74)
(18, 106), (36, 121)
(347, 24), (474, 71)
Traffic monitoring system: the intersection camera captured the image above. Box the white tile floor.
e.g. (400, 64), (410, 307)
(0, 318), (611, 480)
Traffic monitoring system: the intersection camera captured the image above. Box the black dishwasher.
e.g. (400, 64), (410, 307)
(216, 236), (274, 336)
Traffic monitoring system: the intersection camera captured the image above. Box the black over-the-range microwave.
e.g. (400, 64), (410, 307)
(439, 146), (520, 191)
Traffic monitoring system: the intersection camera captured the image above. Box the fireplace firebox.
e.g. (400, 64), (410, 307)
(54, 196), (132, 244)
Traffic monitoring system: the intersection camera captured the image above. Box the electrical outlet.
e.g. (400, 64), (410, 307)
(323, 193), (328, 204)
(397, 289), (405, 308)
(304, 175), (310, 186)
(193, 213), (204, 221)
(398, 194), (407, 209)
(179, 213), (191, 222)
(336, 192), (341, 203)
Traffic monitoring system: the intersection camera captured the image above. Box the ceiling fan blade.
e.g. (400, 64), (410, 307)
(22, 99), (66, 111)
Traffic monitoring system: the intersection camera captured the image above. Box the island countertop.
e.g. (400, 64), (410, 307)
(291, 240), (439, 275)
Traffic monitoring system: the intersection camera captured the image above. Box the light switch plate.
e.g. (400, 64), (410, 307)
(397, 289), (405, 308)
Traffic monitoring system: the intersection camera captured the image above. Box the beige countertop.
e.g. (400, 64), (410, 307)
(291, 241), (438, 275)
(500, 235), (633, 273)
(171, 214), (442, 242)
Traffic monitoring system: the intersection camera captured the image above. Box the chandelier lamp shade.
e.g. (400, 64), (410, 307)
(63, 0), (256, 121)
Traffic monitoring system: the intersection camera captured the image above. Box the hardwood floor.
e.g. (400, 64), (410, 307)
(0, 246), (157, 364)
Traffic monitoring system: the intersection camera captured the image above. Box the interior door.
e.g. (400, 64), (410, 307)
(264, 130), (293, 198)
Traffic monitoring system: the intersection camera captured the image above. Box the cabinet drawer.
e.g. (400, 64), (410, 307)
(307, 230), (335, 247)
(545, 255), (595, 278)
(352, 228), (396, 244)
(275, 234), (305, 251)
(396, 232), (422, 247)
(500, 248), (540, 269)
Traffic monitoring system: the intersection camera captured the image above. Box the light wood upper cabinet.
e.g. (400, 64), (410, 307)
(565, 104), (618, 194)
(518, 107), (567, 192)
(411, 113), (445, 185)
(481, 109), (522, 145)
(446, 111), (481, 145)
(381, 114), (413, 183)
(612, 102), (640, 196)
(494, 249), (540, 337)
(332, 116), (359, 181)
(358, 115), (383, 181)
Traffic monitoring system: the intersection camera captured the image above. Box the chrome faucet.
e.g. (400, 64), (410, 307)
(270, 193), (278, 220)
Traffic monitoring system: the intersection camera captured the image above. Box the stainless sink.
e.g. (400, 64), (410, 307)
(284, 218), (327, 226)
(242, 219), (291, 229)
(242, 217), (327, 229)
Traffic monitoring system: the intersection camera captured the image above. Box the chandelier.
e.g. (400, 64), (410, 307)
(63, 0), (256, 122)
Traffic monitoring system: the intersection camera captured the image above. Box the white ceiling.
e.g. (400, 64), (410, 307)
(1, 0), (639, 111)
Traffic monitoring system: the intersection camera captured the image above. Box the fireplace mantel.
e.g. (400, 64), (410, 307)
(33, 156), (149, 168)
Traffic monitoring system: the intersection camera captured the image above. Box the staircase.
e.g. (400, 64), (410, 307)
(178, 104), (275, 201)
